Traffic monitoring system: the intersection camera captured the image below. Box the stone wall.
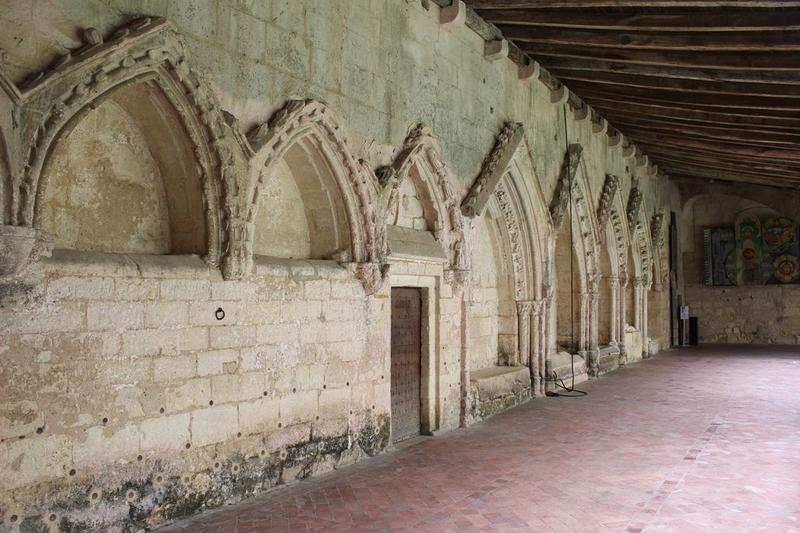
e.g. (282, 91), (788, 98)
(0, 1), (672, 529)
(677, 182), (800, 344)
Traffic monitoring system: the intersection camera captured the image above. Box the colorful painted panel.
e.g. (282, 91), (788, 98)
(705, 215), (800, 286)
(703, 227), (736, 286)
(762, 216), (800, 284)
(735, 213), (763, 286)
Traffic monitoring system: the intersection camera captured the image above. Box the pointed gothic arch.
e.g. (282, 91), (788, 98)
(244, 99), (381, 290)
(379, 124), (467, 272)
(461, 122), (551, 395)
(2, 17), (231, 265)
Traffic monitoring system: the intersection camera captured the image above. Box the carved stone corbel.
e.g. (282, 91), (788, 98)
(650, 211), (665, 251)
(461, 122), (524, 218)
(484, 39), (509, 61)
(549, 144), (583, 230)
(596, 174), (620, 232)
(627, 179), (643, 228)
(439, 0), (466, 29)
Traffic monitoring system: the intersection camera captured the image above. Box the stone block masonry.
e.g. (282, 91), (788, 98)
(0, 255), (392, 530)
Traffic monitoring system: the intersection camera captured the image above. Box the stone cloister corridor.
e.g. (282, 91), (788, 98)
(1, 1), (800, 531)
(161, 346), (800, 532)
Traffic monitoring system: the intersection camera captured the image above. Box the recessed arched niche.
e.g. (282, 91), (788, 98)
(598, 237), (613, 346)
(252, 137), (352, 260)
(469, 213), (514, 371)
(555, 220), (582, 352)
(37, 80), (207, 256)
(388, 165), (436, 232)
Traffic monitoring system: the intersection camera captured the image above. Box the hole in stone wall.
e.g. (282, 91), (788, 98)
(137, 455), (143, 461)
(69, 469), (76, 476)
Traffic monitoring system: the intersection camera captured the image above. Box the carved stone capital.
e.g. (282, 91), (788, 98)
(516, 300), (535, 317)
(608, 275), (619, 289)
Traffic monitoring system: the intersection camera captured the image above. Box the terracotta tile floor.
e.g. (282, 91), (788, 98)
(161, 345), (800, 532)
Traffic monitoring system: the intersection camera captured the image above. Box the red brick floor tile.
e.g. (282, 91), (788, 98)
(159, 346), (800, 532)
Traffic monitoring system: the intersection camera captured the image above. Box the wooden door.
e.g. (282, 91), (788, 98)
(390, 288), (422, 442)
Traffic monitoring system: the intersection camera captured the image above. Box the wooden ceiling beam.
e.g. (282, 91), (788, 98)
(606, 120), (800, 145)
(622, 126), (798, 151)
(466, 1), (800, 8)
(643, 150), (800, 175)
(637, 143), (800, 167)
(586, 95), (800, 123)
(664, 171), (800, 189)
(519, 44), (800, 71)
(656, 160), (799, 183)
(500, 25), (800, 51)
(551, 69), (800, 98)
(574, 91), (800, 118)
(658, 161), (800, 184)
(627, 134), (800, 162)
(601, 111), (800, 138)
(590, 101), (800, 130)
(475, 8), (800, 31)
(526, 57), (800, 85)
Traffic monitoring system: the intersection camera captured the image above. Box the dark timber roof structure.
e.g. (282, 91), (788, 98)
(447, 0), (800, 189)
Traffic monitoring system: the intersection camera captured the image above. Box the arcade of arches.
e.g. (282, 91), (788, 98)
(0, 2), (798, 531)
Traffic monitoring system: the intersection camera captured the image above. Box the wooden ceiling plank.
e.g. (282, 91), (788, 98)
(499, 25), (800, 51)
(591, 103), (800, 131)
(575, 92), (800, 118)
(529, 58), (800, 85)
(476, 8), (800, 31)
(657, 161), (799, 184)
(638, 144), (800, 166)
(606, 120), (800, 145)
(466, 1), (800, 9)
(552, 69), (800, 98)
(615, 123), (800, 151)
(665, 170), (800, 188)
(668, 172), (800, 189)
(586, 95), (800, 122)
(519, 45), (800, 71)
(644, 150), (800, 175)
(623, 130), (800, 156)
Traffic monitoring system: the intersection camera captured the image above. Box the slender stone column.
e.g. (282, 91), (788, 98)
(642, 277), (651, 358)
(587, 275), (600, 377)
(608, 275), (619, 346)
(618, 274), (628, 366)
(579, 290), (589, 356)
(633, 276), (643, 331)
(516, 300), (534, 368)
(531, 300), (544, 396)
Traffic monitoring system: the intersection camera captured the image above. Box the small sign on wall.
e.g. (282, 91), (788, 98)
(679, 306), (689, 320)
